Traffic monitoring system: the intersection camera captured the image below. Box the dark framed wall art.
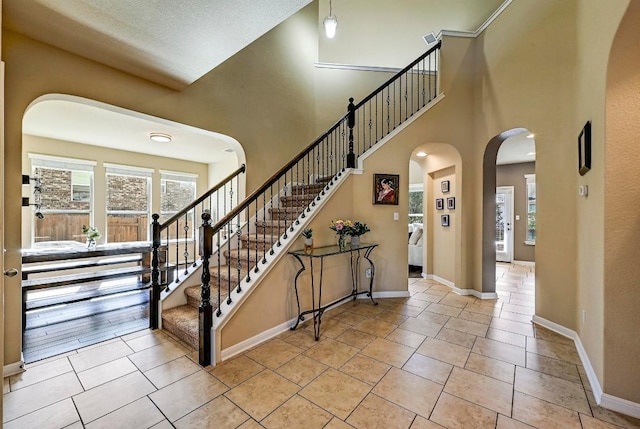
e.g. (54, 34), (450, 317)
(373, 173), (399, 205)
(447, 197), (455, 210)
(436, 198), (444, 210)
(578, 120), (592, 176)
(441, 180), (450, 193)
(441, 214), (450, 227)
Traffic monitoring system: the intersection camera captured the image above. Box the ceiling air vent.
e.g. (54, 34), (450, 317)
(422, 32), (437, 45)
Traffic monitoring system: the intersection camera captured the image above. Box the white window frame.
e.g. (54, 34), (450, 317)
(524, 173), (536, 245)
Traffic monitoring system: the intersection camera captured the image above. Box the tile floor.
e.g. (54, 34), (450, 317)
(4, 263), (640, 428)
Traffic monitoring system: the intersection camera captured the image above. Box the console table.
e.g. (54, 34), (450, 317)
(289, 243), (378, 340)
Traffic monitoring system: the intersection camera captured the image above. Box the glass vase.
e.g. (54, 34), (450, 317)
(337, 235), (346, 251)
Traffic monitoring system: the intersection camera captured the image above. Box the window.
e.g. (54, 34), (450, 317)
(525, 174), (536, 245)
(105, 164), (152, 243)
(71, 171), (91, 202)
(408, 184), (424, 224)
(160, 171), (197, 240)
(28, 154), (96, 246)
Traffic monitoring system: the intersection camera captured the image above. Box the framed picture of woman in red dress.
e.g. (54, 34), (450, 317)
(373, 173), (399, 205)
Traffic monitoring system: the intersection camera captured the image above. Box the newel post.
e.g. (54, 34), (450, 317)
(347, 97), (356, 168)
(199, 211), (214, 366)
(150, 214), (161, 329)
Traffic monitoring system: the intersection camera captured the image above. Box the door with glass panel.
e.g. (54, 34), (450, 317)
(496, 186), (514, 262)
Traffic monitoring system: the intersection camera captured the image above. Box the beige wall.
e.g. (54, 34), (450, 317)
(2, 3), (319, 365)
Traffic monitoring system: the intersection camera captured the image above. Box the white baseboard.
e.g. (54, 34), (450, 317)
(4, 359), (25, 377)
(513, 260), (535, 267)
(368, 291), (410, 299)
(427, 275), (497, 300)
(220, 317), (299, 362)
(532, 315), (640, 419)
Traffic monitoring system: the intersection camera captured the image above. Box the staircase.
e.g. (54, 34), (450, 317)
(160, 179), (327, 350)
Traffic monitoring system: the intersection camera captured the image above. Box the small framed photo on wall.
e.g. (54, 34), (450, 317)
(373, 173), (399, 205)
(447, 197), (455, 210)
(578, 120), (592, 176)
(436, 198), (444, 210)
(441, 180), (450, 193)
(441, 214), (450, 227)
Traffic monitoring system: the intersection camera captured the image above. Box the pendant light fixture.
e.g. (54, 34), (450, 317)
(323, 0), (338, 39)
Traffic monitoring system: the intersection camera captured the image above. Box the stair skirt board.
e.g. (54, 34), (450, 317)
(160, 171), (352, 362)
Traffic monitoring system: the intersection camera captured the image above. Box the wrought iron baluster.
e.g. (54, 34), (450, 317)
(183, 212), (190, 274)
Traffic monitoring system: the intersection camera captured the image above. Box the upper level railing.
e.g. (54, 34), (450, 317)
(149, 164), (246, 328)
(154, 41), (441, 365)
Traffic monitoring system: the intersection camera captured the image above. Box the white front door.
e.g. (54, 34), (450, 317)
(496, 186), (514, 262)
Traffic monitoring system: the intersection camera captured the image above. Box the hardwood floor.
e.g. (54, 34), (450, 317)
(23, 296), (149, 364)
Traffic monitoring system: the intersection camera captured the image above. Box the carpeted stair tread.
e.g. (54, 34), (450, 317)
(161, 305), (199, 350)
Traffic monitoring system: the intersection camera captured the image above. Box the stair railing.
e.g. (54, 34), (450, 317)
(176, 41), (440, 365)
(149, 164), (246, 329)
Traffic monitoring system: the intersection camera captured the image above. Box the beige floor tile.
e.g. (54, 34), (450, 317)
(3, 372), (83, 423)
(372, 368), (442, 418)
(514, 366), (590, 414)
(416, 337), (471, 367)
(525, 352), (581, 383)
(352, 318), (398, 337)
(443, 367), (512, 415)
(149, 370), (228, 422)
(85, 396), (165, 429)
(410, 416), (445, 428)
(465, 303), (502, 317)
(388, 304), (425, 317)
(262, 394), (332, 429)
(173, 395), (249, 429)
(526, 337), (581, 365)
(346, 393), (415, 429)
(335, 328), (377, 349)
(77, 357), (138, 390)
(487, 328), (527, 348)
(375, 310), (409, 325)
(3, 397), (80, 429)
(127, 340), (190, 372)
(225, 370), (299, 421)
(361, 338), (415, 367)
(496, 414), (535, 428)
(472, 337), (526, 366)
(281, 329), (319, 349)
(405, 297), (432, 309)
(464, 352), (515, 384)
(411, 292), (444, 303)
(579, 414), (628, 429)
(414, 310), (451, 325)
(9, 357), (73, 391)
(209, 355), (265, 388)
(402, 353), (452, 385)
(235, 420), (263, 429)
(439, 294), (475, 308)
(339, 354), (391, 385)
(150, 420), (175, 429)
(299, 369), (370, 420)
(304, 338), (359, 368)
(68, 340), (134, 373)
(499, 311), (533, 324)
(490, 318), (535, 337)
(512, 391), (582, 428)
(386, 328), (426, 348)
(145, 355), (202, 389)
(304, 317), (352, 339)
(276, 355), (328, 387)
(586, 389), (640, 428)
(331, 311), (370, 327)
(349, 302), (386, 317)
(532, 326), (574, 345)
(423, 303), (462, 318)
(124, 330), (171, 352)
(399, 317), (444, 337)
(510, 298), (535, 308)
(325, 417), (356, 428)
(458, 310), (493, 325)
(503, 303), (535, 316)
(245, 339), (304, 369)
(430, 392), (497, 429)
(73, 371), (155, 424)
(435, 327), (477, 348)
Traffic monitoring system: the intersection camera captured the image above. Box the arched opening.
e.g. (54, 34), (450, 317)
(603, 0), (640, 403)
(482, 128), (535, 294)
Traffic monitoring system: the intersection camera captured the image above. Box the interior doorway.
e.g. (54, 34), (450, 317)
(496, 186), (514, 262)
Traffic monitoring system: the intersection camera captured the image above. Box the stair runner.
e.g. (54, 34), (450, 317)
(161, 179), (327, 351)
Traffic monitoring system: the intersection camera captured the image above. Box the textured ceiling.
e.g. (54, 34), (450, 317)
(4, 0), (313, 89)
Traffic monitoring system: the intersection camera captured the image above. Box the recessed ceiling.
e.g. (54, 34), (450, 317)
(497, 131), (536, 165)
(23, 96), (242, 164)
(4, 0), (313, 89)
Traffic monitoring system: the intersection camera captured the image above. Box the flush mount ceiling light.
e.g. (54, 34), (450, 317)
(323, 0), (338, 38)
(416, 151), (428, 157)
(526, 133), (535, 139)
(149, 133), (172, 143)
